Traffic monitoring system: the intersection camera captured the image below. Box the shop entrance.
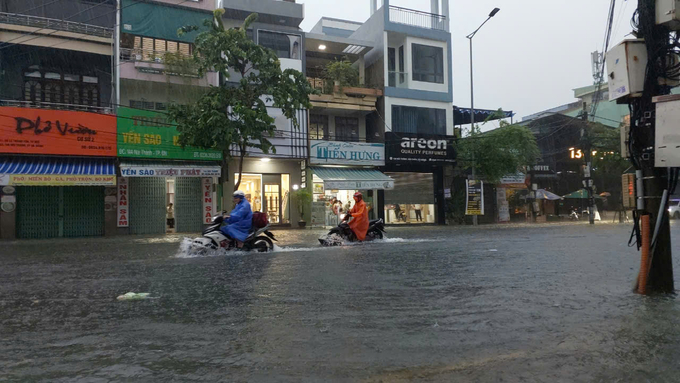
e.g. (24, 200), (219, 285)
(235, 173), (290, 225)
(311, 174), (377, 227)
(17, 186), (105, 239)
(383, 172), (436, 224)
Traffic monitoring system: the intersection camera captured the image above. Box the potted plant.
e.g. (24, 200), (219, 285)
(291, 188), (313, 228)
(323, 58), (359, 93)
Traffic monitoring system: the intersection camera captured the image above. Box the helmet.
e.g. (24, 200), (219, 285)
(353, 192), (363, 200)
(233, 190), (246, 199)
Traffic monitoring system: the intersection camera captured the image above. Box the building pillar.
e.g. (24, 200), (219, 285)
(371, 0), (377, 15)
(430, 0), (439, 15)
(358, 56), (365, 85)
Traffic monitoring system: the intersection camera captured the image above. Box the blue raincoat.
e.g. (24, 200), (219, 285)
(221, 198), (253, 242)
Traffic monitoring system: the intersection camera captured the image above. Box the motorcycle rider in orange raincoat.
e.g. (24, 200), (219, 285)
(344, 192), (369, 241)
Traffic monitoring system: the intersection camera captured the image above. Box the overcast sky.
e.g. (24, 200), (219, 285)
(298, 0), (637, 123)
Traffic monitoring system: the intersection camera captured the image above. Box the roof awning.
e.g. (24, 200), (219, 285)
(0, 157), (116, 186)
(120, 161), (221, 177)
(311, 166), (394, 190)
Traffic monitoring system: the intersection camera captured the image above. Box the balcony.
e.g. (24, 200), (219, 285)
(0, 12), (112, 38)
(307, 78), (382, 112)
(0, 100), (113, 115)
(388, 71), (409, 88)
(388, 6), (448, 32)
(119, 48), (218, 87)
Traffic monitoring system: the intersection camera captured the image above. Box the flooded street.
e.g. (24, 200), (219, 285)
(2, 223), (680, 382)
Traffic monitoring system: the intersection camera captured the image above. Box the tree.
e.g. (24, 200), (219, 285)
(167, 10), (315, 190)
(456, 116), (540, 183)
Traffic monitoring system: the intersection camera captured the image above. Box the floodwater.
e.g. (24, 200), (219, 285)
(2, 223), (680, 382)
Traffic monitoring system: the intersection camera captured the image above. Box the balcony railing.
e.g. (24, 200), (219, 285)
(388, 6), (448, 31)
(0, 12), (112, 38)
(0, 99), (114, 115)
(388, 71), (409, 88)
(120, 48), (201, 78)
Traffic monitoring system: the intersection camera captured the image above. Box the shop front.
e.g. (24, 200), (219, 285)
(383, 132), (456, 225)
(0, 107), (118, 239)
(116, 107), (222, 235)
(308, 139), (390, 227)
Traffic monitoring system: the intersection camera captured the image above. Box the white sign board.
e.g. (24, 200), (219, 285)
(117, 178), (129, 227)
(497, 188), (510, 222)
(202, 178), (214, 224)
(500, 173), (526, 185)
(310, 140), (385, 166)
(325, 180), (394, 190)
(120, 165), (221, 177)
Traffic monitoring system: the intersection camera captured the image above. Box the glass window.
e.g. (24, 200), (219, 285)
(281, 174), (290, 224)
(235, 174), (263, 212)
(412, 43), (444, 84)
(310, 114), (328, 140)
(45, 72), (60, 80)
(391, 106), (446, 135)
(383, 172), (435, 224)
(259, 30), (301, 59)
(335, 117), (359, 141)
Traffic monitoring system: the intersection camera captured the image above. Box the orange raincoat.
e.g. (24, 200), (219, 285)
(348, 199), (369, 241)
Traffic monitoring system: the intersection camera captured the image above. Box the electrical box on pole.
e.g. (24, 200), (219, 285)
(656, 0), (680, 29)
(606, 40), (648, 101)
(653, 94), (680, 166)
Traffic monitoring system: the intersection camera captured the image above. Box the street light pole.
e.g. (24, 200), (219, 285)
(467, 7), (499, 226)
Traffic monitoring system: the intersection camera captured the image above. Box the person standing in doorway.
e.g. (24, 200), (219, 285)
(166, 203), (175, 228)
(412, 204), (422, 222)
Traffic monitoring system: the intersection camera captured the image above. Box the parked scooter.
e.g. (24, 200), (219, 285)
(319, 218), (386, 246)
(191, 211), (276, 252)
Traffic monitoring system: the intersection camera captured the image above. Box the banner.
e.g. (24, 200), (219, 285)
(324, 180), (394, 190)
(497, 187), (510, 222)
(9, 174), (116, 186)
(117, 178), (129, 227)
(0, 107), (116, 156)
(310, 140), (385, 166)
(465, 180), (484, 216)
(117, 107), (221, 161)
(120, 164), (221, 177)
(202, 178), (214, 224)
(385, 133), (456, 165)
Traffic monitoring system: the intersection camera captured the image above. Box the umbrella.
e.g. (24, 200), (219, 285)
(535, 189), (563, 200)
(562, 189), (603, 199)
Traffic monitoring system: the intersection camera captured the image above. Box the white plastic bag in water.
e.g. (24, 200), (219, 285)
(116, 292), (151, 301)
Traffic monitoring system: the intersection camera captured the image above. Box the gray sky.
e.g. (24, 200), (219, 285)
(299, 0), (637, 123)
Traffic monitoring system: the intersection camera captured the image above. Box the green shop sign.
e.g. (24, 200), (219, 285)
(117, 107), (222, 160)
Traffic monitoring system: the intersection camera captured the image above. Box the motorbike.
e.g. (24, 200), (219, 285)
(191, 212), (276, 253)
(319, 218), (386, 246)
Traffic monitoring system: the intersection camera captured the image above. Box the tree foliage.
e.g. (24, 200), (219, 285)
(167, 10), (315, 190)
(456, 115), (540, 183)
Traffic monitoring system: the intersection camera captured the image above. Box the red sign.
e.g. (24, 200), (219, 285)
(0, 107), (117, 156)
(117, 178), (129, 227)
(203, 178), (213, 224)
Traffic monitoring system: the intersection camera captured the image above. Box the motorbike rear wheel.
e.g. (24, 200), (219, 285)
(251, 236), (274, 252)
(366, 229), (383, 241)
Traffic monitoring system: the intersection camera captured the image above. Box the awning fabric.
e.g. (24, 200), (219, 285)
(311, 167), (394, 190)
(535, 189), (563, 200)
(0, 157), (116, 186)
(120, 161), (221, 177)
(562, 189), (603, 199)
(121, 0), (211, 43)
(0, 157), (115, 175)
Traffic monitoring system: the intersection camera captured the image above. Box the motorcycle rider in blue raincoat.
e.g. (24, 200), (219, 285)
(221, 190), (253, 248)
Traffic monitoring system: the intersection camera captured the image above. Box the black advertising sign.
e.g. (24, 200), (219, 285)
(385, 133), (456, 165)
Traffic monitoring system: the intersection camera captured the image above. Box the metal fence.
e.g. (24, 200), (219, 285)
(0, 99), (113, 115)
(0, 12), (112, 38)
(388, 6), (447, 32)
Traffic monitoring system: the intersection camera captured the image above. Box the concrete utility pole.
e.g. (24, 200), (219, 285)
(630, 0), (674, 293)
(580, 105), (595, 224)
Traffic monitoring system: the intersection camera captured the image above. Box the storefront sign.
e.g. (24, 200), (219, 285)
(119, 165), (221, 177)
(497, 188), (510, 222)
(310, 140), (385, 166)
(500, 173), (526, 185)
(0, 107), (117, 156)
(117, 178), (129, 227)
(310, 201), (326, 227)
(385, 133), (455, 165)
(465, 180), (484, 216)
(0, 175), (8, 186)
(324, 180), (394, 190)
(9, 175), (116, 186)
(202, 178), (213, 224)
(117, 107), (222, 161)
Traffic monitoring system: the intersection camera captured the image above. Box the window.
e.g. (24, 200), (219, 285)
(310, 114), (329, 140)
(335, 117), (359, 141)
(23, 68), (99, 107)
(129, 100), (167, 111)
(258, 30), (300, 59)
(391, 106), (446, 135)
(130, 35), (192, 62)
(412, 43), (444, 84)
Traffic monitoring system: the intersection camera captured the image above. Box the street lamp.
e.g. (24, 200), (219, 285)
(466, 7), (499, 226)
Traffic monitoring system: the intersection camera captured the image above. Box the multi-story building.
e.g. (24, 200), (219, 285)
(0, 0), (118, 240)
(114, 0), (224, 235)
(305, 0), (455, 226)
